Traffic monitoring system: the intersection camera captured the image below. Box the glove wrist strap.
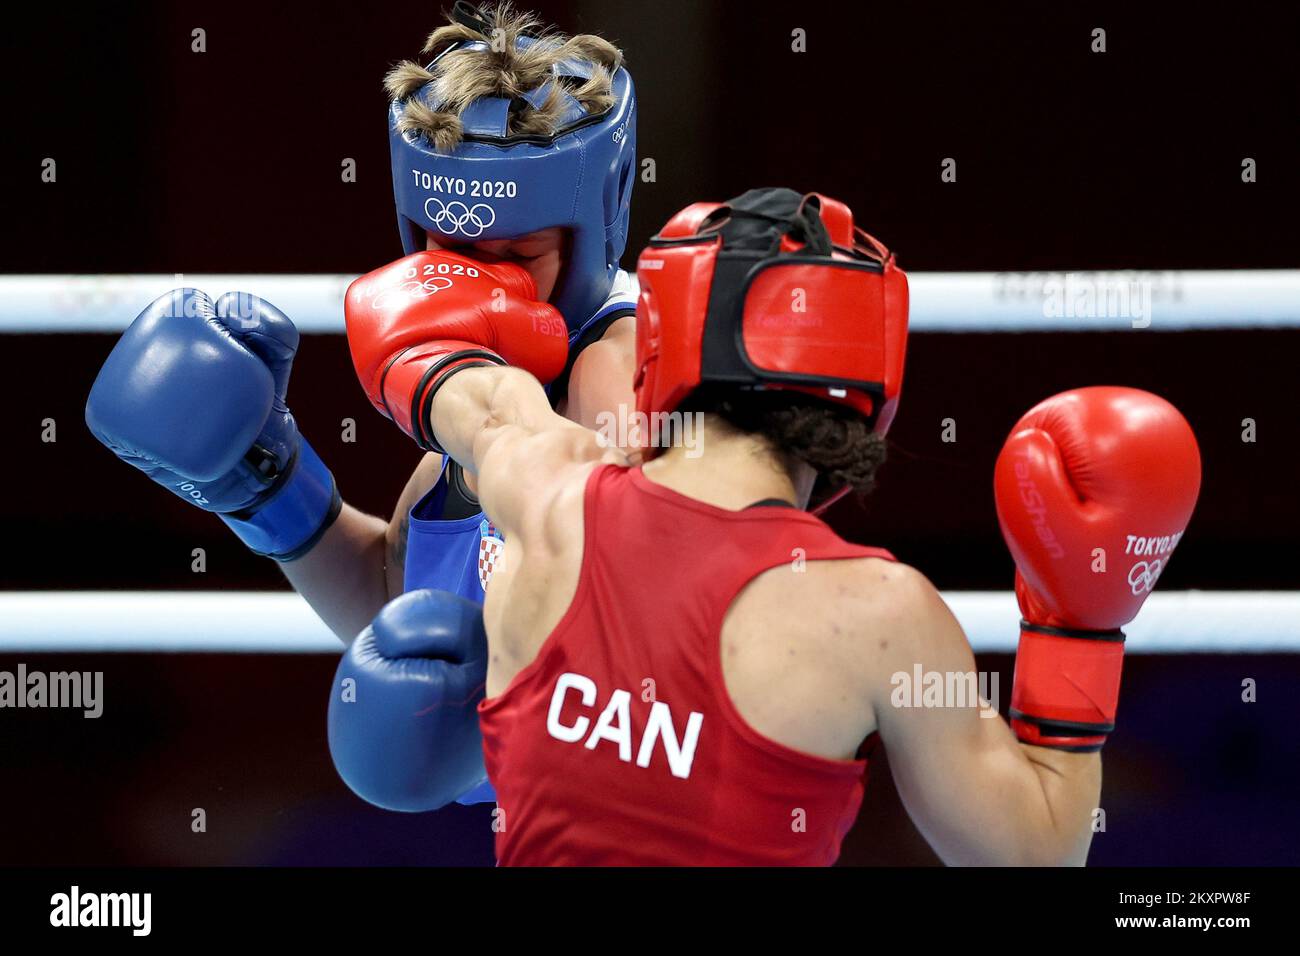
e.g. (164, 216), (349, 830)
(1009, 621), (1126, 753)
(220, 436), (341, 561)
(408, 348), (507, 454)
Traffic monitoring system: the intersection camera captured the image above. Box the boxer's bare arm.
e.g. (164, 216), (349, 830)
(382, 452), (446, 596)
(431, 366), (617, 534)
(279, 505), (387, 643)
(279, 453), (441, 644)
(431, 364), (630, 694)
(864, 563), (1101, 866)
(286, 309), (633, 648)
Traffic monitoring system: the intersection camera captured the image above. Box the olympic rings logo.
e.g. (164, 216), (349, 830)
(369, 275), (454, 311)
(1127, 559), (1164, 596)
(424, 198), (497, 237)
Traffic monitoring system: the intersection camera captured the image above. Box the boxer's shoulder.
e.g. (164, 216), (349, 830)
(385, 452), (446, 578)
(479, 421), (621, 552)
(744, 556), (951, 666)
(395, 453), (447, 508)
(833, 558), (954, 644)
(728, 555), (907, 642)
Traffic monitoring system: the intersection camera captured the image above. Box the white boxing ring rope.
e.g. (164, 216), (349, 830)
(4, 269), (1300, 333)
(0, 270), (1296, 654)
(0, 591), (1295, 654)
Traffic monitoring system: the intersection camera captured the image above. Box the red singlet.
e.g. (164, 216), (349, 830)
(478, 464), (894, 865)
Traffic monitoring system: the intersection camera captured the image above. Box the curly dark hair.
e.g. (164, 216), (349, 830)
(681, 385), (888, 499)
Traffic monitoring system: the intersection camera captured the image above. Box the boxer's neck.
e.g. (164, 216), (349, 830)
(639, 420), (815, 512)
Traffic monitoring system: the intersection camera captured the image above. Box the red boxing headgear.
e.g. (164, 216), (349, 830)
(633, 188), (908, 459)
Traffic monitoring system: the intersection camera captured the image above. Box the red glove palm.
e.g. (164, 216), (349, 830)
(346, 251), (569, 450)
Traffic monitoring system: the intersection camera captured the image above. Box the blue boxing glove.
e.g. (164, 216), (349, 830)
(329, 589), (494, 811)
(86, 288), (339, 560)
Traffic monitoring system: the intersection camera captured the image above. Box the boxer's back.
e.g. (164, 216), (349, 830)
(478, 463), (894, 865)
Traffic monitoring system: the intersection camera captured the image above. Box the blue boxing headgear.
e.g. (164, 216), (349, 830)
(388, 16), (637, 333)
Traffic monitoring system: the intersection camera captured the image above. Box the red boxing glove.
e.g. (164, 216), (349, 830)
(346, 251), (569, 450)
(994, 387), (1200, 751)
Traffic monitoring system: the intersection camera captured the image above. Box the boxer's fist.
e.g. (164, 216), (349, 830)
(86, 289), (338, 559)
(994, 386), (1201, 631)
(345, 251), (569, 448)
(994, 387), (1200, 749)
(328, 589), (492, 811)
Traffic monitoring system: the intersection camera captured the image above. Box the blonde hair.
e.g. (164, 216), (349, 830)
(386, 3), (623, 152)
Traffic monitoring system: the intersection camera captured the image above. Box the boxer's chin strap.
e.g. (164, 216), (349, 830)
(438, 461), (482, 521)
(809, 484), (851, 517)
